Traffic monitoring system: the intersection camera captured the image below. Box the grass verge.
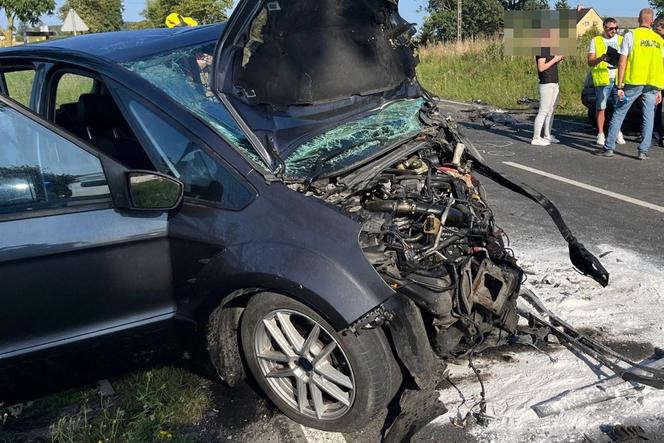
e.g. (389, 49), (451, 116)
(417, 38), (589, 118)
(1, 367), (210, 442)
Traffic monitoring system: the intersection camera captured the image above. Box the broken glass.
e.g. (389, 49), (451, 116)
(122, 43), (267, 169)
(285, 98), (424, 179)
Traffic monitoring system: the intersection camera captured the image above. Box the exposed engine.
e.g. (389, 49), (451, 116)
(292, 121), (525, 359)
(350, 147), (522, 358)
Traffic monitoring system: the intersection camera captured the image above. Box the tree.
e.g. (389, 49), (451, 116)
(522, 0), (550, 10)
(650, 0), (664, 16)
(141, 0), (232, 27)
(421, 0), (504, 44)
(59, 0), (124, 33)
(554, 0), (569, 10)
(0, 0), (55, 43)
(500, 0), (550, 10)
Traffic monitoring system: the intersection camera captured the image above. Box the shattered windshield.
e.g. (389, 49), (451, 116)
(122, 42), (267, 169)
(285, 99), (424, 180)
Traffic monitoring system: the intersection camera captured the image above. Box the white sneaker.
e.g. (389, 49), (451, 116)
(544, 135), (560, 143)
(596, 132), (606, 146)
(616, 131), (626, 145)
(531, 137), (551, 146)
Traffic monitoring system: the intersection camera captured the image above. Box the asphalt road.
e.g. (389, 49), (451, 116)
(446, 102), (664, 267)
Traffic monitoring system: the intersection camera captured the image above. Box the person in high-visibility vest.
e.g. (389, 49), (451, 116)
(587, 17), (626, 147)
(599, 8), (664, 160)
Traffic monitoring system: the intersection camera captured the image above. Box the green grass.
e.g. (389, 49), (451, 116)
(1, 367), (211, 442)
(55, 74), (94, 108)
(3, 71), (93, 109)
(3, 70), (36, 108)
(417, 38), (590, 118)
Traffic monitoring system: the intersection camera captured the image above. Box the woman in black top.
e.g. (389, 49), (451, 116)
(532, 55), (564, 146)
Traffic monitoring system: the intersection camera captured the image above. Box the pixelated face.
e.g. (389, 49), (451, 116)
(504, 10), (577, 57)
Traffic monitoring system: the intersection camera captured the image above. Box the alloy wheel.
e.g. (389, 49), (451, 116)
(253, 309), (356, 421)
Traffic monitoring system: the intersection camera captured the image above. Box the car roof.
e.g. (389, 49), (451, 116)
(0, 24), (224, 63)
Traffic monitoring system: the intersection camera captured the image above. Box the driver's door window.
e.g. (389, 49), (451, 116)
(0, 102), (110, 216)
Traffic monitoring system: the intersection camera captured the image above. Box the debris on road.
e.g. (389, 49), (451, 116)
(517, 96), (539, 107)
(481, 110), (520, 128)
(428, 244), (664, 442)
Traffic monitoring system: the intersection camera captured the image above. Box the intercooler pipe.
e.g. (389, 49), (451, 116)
(364, 199), (469, 228)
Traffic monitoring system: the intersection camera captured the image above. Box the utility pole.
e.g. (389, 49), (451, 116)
(457, 0), (462, 42)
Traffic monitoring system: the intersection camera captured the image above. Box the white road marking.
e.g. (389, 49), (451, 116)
(502, 161), (664, 213)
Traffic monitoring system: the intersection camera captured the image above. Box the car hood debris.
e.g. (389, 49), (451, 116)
(213, 0), (421, 170)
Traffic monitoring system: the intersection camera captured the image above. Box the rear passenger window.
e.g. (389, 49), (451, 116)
(3, 67), (36, 107)
(0, 103), (110, 215)
(55, 73), (94, 111)
(49, 70), (153, 170)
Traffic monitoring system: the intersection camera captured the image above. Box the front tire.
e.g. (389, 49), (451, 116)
(239, 292), (401, 432)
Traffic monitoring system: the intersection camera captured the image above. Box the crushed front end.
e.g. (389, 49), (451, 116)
(290, 100), (664, 392)
(288, 102), (525, 366)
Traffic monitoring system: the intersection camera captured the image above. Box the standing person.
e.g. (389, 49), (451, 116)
(599, 8), (664, 160)
(532, 55), (563, 146)
(587, 18), (626, 146)
(654, 17), (664, 147)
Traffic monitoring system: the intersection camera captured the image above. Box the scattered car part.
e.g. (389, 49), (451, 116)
(601, 424), (650, 442)
(519, 289), (664, 389)
(532, 355), (664, 418)
(481, 111), (519, 129)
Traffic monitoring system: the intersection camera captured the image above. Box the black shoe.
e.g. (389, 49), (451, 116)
(594, 149), (614, 157)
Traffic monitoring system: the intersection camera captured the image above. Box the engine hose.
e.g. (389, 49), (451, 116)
(403, 233), (425, 243)
(365, 199), (469, 227)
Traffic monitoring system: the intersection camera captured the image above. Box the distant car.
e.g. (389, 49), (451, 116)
(581, 72), (642, 129)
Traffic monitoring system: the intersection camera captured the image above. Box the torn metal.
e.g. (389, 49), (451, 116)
(519, 288), (664, 389)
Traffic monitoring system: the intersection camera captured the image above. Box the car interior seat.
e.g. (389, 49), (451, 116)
(54, 103), (85, 139)
(76, 94), (153, 170)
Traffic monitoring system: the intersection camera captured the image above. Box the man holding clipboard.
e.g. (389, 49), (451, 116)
(587, 17), (625, 147)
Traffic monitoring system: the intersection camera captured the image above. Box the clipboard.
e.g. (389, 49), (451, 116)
(606, 46), (620, 67)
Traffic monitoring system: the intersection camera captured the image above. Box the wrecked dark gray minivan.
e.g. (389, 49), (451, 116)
(1, 0), (663, 435)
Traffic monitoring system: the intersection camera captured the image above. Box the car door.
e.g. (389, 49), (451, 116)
(0, 95), (177, 402)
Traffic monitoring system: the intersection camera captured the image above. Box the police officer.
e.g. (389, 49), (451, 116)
(598, 8), (664, 160)
(587, 17), (626, 147)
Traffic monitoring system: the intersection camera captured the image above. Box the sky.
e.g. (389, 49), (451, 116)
(0, 0), (655, 29)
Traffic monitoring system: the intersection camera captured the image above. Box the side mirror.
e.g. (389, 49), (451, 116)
(127, 172), (183, 210)
(0, 174), (37, 205)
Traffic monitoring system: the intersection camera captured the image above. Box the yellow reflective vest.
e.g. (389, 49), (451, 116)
(591, 35), (623, 87)
(624, 27), (664, 89)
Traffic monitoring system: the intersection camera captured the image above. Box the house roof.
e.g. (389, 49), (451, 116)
(577, 8), (593, 22)
(612, 17), (640, 30)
